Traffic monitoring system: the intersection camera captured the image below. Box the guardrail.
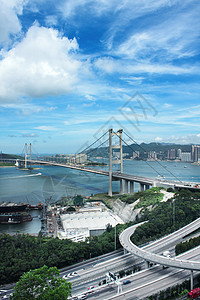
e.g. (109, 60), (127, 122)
(119, 218), (200, 271)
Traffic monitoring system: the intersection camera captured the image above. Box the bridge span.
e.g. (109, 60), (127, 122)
(28, 159), (200, 193)
(119, 217), (200, 290)
(1, 157), (200, 194)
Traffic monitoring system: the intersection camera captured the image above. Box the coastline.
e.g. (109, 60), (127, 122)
(0, 165), (15, 168)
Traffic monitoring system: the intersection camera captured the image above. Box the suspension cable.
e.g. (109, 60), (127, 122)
(78, 130), (109, 154)
(122, 131), (182, 183)
(85, 137), (110, 157)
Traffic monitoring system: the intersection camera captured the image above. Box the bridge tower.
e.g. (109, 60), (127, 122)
(25, 143), (31, 169)
(109, 129), (123, 196)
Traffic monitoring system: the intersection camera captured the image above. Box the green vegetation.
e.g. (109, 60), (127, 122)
(132, 189), (200, 245)
(119, 187), (164, 208)
(89, 193), (118, 209)
(1, 188), (200, 285)
(0, 162), (15, 167)
(11, 265), (72, 300)
(0, 153), (23, 167)
(0, 225), (123, 285)
(175, 235), (200, 255)
(85, 160), (107, 166)
(73, 195), (83, 206)
(87, 142), (192, 159)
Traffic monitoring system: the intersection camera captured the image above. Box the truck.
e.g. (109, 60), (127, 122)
(162, 251), (170, 258)
(162, 250), (170, 269)
(188, 288), (200, 299)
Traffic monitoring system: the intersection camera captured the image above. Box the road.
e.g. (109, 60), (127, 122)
(119, 218), (200, 270)
(1, 218), (200, 299)
(78, 247), (200, 300)
(66, 218), (200, 298)
(67, 218), (200, 293)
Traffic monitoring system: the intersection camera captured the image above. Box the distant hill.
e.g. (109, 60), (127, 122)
(0, 153), (23, 160)
(86, 143), (194, 159)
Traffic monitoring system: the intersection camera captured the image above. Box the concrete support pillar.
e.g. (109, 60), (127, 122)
(25, 143), (31, 169)
(119, 129), (123, 174)
(124, 180), (128, 194)
(144, 260), (149, 269)
(120, 179), (123, 195)
(190, 270), (194, 291)
(108, 129), (123, 197)
(130, 181), (134, 194)
(123, 248), (128, 255)
(153, 181), (157, 187)
(140, 183), (145, 192)
(109, 129), (113, 196)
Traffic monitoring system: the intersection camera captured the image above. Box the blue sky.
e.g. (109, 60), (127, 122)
(0, 0), (199, 154)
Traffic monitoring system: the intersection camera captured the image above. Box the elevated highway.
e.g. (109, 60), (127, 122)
(1, 157), (200, 192)
(13, 158), (200, 193)
(119, 217), (200, 271)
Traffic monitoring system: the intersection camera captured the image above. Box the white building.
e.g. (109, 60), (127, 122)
(181, 152), (191, 162)
(59, 208), (124, 242)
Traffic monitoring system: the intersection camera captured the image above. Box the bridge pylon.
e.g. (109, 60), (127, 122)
(109, 129), (123, 197)
(25, 143), (31, 169)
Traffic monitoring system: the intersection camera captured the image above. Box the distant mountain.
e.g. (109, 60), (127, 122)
(86, 142), (194, 159)
(0, 153), (23, 159)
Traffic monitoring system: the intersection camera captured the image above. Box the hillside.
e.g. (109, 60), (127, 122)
(0, 153), (23, 159)
(86, 142), (194, 159)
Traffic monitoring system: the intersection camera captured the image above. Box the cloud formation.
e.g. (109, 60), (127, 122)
(0, 0), (26, 45)
(0, 25), (81, 102)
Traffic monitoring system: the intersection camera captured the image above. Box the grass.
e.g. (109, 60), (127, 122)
(119, 187), (164, 209)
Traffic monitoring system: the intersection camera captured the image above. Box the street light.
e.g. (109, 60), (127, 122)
(115, 225), (117, 250)
(172, 199), (175, 227)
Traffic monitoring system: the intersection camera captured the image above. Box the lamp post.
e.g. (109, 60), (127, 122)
(115, 225), (117, 250)
(172, 199), (175, 227)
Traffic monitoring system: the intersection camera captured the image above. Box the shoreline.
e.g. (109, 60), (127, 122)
(0, 165), (15, 168)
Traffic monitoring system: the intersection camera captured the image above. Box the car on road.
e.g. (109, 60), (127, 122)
(188, 287), (200, 298)
(71, 295), (87, 300)
(123, 279), (131, 285)
(77, 295), (87, 300)
(87, 285), (95, 290)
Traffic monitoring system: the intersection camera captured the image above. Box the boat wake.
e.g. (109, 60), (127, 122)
(0, 173), (42, 180)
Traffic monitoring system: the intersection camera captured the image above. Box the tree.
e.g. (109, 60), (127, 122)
(11, 265), (72, 300)
(74, 195), (83, 206)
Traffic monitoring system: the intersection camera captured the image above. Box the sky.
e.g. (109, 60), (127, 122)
(0, 0), (200, 154)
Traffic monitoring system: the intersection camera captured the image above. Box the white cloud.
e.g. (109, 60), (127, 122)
(0, 102), (57, 115)
(21, 133), (38, 137)
(114, 3), (199, 61)
(94, 56), (198, 75)
(0, 25), (81, 103)
(85, 94), (96, 101)
(34, 126), (57, 131)
(155, 137), (163, 142)
(164, 103), (173, 108)
(60, 0), (119, 18)
(166, 134), (200, 144)
(45, 15), (58, 27)
(82, 102), (95, 107)
(0, 0), (26, 45)
(94, 57), (117, 74)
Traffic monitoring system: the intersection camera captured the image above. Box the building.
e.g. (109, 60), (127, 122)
(45, 153), (87, 164)
(59, 206), (124, 242)
(177, 149), (182, 160)
(148, 151), (157, 160)
(167, 149), (176, 160)
(181, 152), (191, 162)
(133, 151), (140, 159)
(192, 145), (200, 162)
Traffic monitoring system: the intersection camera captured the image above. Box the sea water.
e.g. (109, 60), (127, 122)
(0, 160), (199, 234)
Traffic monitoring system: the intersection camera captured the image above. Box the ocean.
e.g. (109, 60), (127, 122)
(0, 160), (199, 234)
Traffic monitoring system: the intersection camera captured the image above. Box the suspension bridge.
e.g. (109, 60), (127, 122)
(2, 129), (200, 195)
